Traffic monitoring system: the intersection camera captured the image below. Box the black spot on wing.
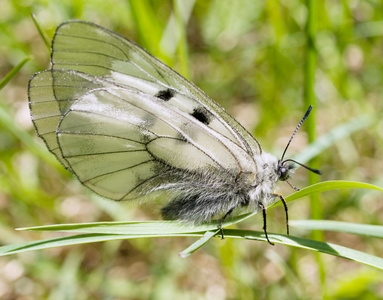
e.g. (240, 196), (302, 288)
(191, 107), (212, 125)
(155, 89), (175, 101)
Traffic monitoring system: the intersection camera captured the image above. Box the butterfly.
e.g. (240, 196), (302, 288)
(28, 20), (320, 245)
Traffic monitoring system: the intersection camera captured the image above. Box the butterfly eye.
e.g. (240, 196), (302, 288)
(278, 161), (293, 181)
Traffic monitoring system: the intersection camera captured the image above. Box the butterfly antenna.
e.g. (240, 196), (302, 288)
(283, 159), (322, 175)
(280, 105), (322, 176)
(280, 105), (313, 162)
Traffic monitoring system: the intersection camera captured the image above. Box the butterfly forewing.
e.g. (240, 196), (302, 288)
(51, 21), (262, 156)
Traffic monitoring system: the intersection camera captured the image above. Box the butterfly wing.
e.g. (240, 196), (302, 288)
(29, 21), (262, 205)
(51, 21), (262, 156)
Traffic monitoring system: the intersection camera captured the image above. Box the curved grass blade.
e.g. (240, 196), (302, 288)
(222, 229), (383, 270)
(282, 180), (383, 204)
(0, 57), (31, 90)
(18, 220), (222, 235)
(0, 233), (200, 257)
(2, 229), (383, 270)
(179, 230), (219, 258)
(31, 13), (50, 50)
(291, 220), (383, 239)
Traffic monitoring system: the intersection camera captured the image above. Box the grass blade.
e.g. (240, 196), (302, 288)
(179, 230), (218, 258)
(223, 229), (383, 270)
(291, 220), (383, 238)
(0, 57), (31, 90)
(2, 229), (383, 270)
(31, 13), (50, 50)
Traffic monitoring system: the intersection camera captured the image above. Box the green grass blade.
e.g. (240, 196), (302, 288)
(222, 229), (383, 270)
(284, 181), (383, 204)
(2, 229), (383, 270)
(291, 220), (383, 238)
(0, 233), (198, 257)
(0, 57), (31, 90)
(128, 0), (166, 60)
(18, 220), (222, 235)
(179, 230), (218, 258)
(31, 13), (50, 50)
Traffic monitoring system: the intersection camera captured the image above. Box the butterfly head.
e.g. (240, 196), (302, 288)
(277, 160), (294, 181)
(277, 105), (322, 186)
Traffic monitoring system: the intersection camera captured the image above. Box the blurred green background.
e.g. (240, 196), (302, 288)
(1, 0), (383, 299)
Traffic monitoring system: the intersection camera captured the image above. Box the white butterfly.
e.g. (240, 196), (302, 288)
(28, 21), (320, 244)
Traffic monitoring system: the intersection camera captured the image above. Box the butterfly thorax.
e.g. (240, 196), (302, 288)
(247, 152), (280, 210)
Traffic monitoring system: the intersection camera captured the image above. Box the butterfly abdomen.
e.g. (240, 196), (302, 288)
(161, 185), (248, 223)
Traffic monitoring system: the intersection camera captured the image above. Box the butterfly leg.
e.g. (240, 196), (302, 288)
(259, 202), (274, 246)
(219, 206), (237, 239)
(271, 193), (289, 236)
